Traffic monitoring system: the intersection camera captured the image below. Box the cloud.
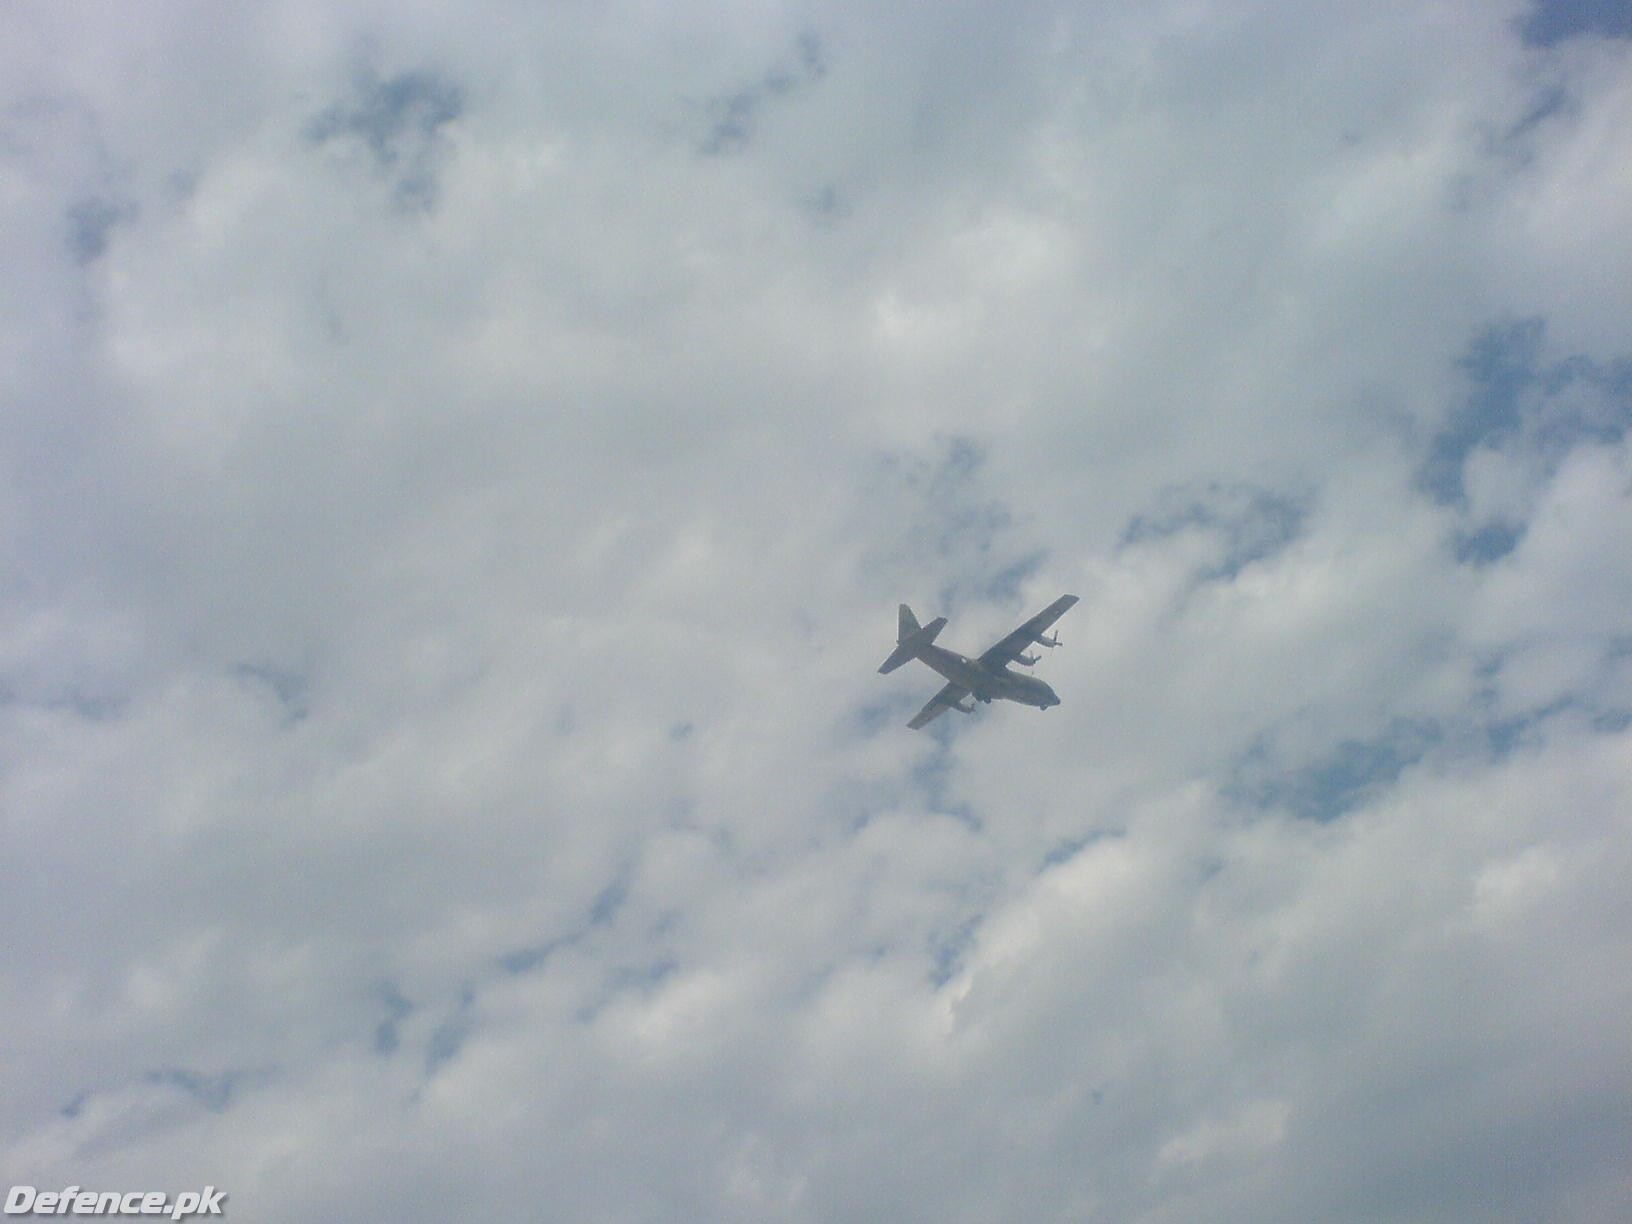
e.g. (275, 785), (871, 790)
(3, 3), (1630, 1222)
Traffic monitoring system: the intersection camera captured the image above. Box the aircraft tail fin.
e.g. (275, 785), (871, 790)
(878, 605), (947, 674)
(898, 604), (920, 641)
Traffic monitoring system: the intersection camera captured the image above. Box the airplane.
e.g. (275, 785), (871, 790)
(877, 594), (1079, 729)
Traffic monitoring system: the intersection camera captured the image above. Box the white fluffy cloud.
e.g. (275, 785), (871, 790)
(3, 2), (1629, 1221)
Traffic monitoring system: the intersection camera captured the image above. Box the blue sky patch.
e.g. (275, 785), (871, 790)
(373, 984), (414, 1055)
(700, 32), (828, 156)
(1229, 720), (1440, 821)
(1518, 0), (1632, 46)
(1121, 482), (1307, 581)
(1453, 521), (1523, 566)
(307, 66), (464, 211)
(866, 435), (1045, 620)
(1423, 319), (1632, 515)
(142, 1068), (240, 1113)
(66, 196), (137, 264)
(1420, 318), (1543, 505)
(424, 987), (475, 1076)
(233, 662), (310, 724)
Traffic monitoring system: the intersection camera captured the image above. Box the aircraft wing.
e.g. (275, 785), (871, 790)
(977, 594), (1080, 668)
(907, 682), (970, 730)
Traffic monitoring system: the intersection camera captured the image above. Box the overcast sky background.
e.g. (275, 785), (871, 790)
(3, 2), (1630, 1221)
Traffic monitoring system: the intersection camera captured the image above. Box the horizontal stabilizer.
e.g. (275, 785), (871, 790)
(878, 608), (947, 674)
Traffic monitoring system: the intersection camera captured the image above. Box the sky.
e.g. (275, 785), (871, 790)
(2, 2), (1630, 1221)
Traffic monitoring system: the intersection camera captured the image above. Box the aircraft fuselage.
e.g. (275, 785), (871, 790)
(916, 645), (1060, 709)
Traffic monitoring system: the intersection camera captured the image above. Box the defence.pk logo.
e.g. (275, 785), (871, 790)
(6, 1187), (225, 1219)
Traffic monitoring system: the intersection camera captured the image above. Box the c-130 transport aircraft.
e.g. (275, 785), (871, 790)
(877, 594), (1079, 729)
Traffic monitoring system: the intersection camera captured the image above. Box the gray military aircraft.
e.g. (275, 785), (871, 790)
(877, 594), (1079, 729)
